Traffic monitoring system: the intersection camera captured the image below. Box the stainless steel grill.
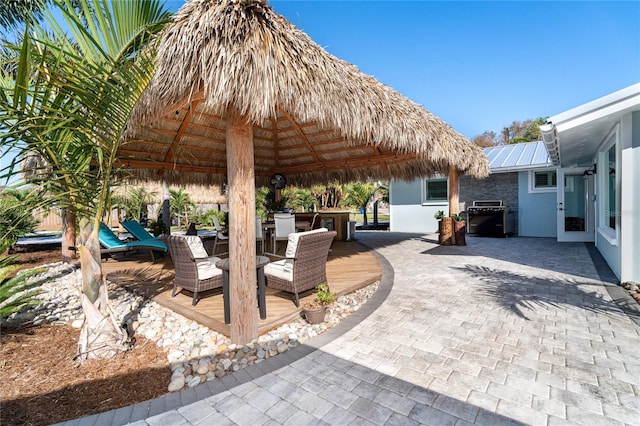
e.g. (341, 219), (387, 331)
(467, 200), (515, 236)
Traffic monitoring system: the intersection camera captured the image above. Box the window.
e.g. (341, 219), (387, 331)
(423, 178), (448, 203)
(606, 143), (617, 230)
(535, 171), (557, 188)
(529, 170), (558, 193)
(598, 127), (618, 244)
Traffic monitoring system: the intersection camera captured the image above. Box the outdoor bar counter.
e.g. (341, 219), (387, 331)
(294, 211), (351, 241)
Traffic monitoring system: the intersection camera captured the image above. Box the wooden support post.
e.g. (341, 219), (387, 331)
(449, 165), (459, 215)
(226, 109), (258, 344)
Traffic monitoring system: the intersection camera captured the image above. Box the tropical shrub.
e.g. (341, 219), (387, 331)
(0, 239), (44, 319)
(202, 209), (227, 228)
(148, 219), (167, 237)
(0, 189), (40, 242)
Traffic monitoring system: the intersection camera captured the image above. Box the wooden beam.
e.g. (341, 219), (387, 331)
(278, 107), (321, 163)
(274, 152), (421, 173)
(116, 159), (227, 175)
(164, 100), (201, 163)
(449, 165), (459, 215)
(226, 108), (258, 344)
(276, 143), (377, 159)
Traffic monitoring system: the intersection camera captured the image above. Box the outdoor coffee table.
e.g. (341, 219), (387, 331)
(215, 255), (270, 324)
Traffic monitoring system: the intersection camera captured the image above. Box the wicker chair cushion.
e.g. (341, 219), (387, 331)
(264, 259), (293, 281)
(181, 235), (222, 280)
(283, 228), (328, 273)
(197, 257), (223, 280)
(184, 235), (209, 258)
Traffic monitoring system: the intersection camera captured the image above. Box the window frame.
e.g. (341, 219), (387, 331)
(597, 126), (620, 245)
(421, 177), (449, 205)
(528, 168), (573, 194)
(528, 169), (558, 193)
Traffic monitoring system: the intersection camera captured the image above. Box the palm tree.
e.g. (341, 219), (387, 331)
(0, 0), (171, 360)
(169, 188), (194, 228)
(113, 187), (158, 223)
(342, 181), (377, 227)
(0, 0), (46, 33)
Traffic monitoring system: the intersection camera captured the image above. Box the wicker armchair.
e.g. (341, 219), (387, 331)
(265, 229), (337, 307)
(166, 235), (223, 306)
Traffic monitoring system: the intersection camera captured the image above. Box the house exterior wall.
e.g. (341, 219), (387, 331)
(391, 171), (560, 238)
(459, 173), (518, 232)
(517, 172), (557, 237)
(596, 112), (640, 283)
(389, 179), (447, 233)
(617, 111), (639, 282)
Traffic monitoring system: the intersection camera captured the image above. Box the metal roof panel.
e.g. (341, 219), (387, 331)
(483, 141), (551, 172)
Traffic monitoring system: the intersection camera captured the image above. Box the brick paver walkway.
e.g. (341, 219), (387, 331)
(61, 232), (640, 426)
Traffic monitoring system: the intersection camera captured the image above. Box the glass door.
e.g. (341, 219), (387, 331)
(557, 168), (595, 242)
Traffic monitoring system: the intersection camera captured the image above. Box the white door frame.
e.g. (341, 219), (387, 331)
(557, 167), (595, 242)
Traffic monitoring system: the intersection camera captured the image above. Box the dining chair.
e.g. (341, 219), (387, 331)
(255, 216), (265, 254)
(211, 215), (229, 256)
(270, 213), (295, 255)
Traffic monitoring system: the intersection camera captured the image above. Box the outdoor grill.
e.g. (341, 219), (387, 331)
(467, 200), (515, 237)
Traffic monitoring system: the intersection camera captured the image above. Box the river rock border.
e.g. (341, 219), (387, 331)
(3, 262), (379, 393)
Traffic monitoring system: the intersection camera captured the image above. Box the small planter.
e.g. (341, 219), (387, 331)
(303, 307), (326, 324)
(302, 283), (335, 324)
(453, 220), (466, 246)
(438, 216), (454, 245)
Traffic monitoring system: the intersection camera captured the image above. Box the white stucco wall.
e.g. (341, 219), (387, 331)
(389, 179), (447, 233)
(619, 111), (640, 283)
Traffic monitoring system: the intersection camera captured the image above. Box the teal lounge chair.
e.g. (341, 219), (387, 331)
(98, 223), (167, 262)
(121, 220), (159, 242)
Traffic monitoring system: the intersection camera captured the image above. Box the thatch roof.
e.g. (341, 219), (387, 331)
(122, 0), (489, 187)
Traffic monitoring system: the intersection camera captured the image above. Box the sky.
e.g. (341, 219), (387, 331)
(2, 1), (639, 183)
(167, 0), (639, 140)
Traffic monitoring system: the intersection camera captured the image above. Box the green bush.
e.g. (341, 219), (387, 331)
(0, 190), (40, 242)
(148, 219), (167, 236)
(202, 209), (227, 228)
(0, 239), (44, 319)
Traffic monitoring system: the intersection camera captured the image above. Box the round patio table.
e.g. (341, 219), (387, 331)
(215, 256), (270, 324)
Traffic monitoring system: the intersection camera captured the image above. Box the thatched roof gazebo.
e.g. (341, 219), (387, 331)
(123, 0), (489, 344)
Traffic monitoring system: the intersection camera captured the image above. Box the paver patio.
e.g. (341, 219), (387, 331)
(60, 232), (640, 426)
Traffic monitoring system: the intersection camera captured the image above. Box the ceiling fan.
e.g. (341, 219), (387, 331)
(270, 173), (287, 189)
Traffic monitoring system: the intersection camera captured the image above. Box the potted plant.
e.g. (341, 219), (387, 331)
(302, 283), (337, 324)
(451, 213), (466, 246)
(149, 219), (167, 237)
(435, 210), (454, 245)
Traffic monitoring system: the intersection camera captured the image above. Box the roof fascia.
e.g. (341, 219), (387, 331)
(549, 83), (640, 132)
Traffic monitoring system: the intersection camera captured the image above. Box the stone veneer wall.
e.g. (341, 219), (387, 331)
(459, 172), (519, 235)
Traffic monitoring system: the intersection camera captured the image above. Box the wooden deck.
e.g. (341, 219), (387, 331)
(103, 240), (382, 337)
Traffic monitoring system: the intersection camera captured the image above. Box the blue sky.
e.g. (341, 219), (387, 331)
(3, 1), (638, 183)
(164, 0), (638, 139)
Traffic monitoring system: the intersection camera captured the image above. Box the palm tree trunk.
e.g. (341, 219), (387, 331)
(76, 221), (130, 361)
(61, 209), (76, 262)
